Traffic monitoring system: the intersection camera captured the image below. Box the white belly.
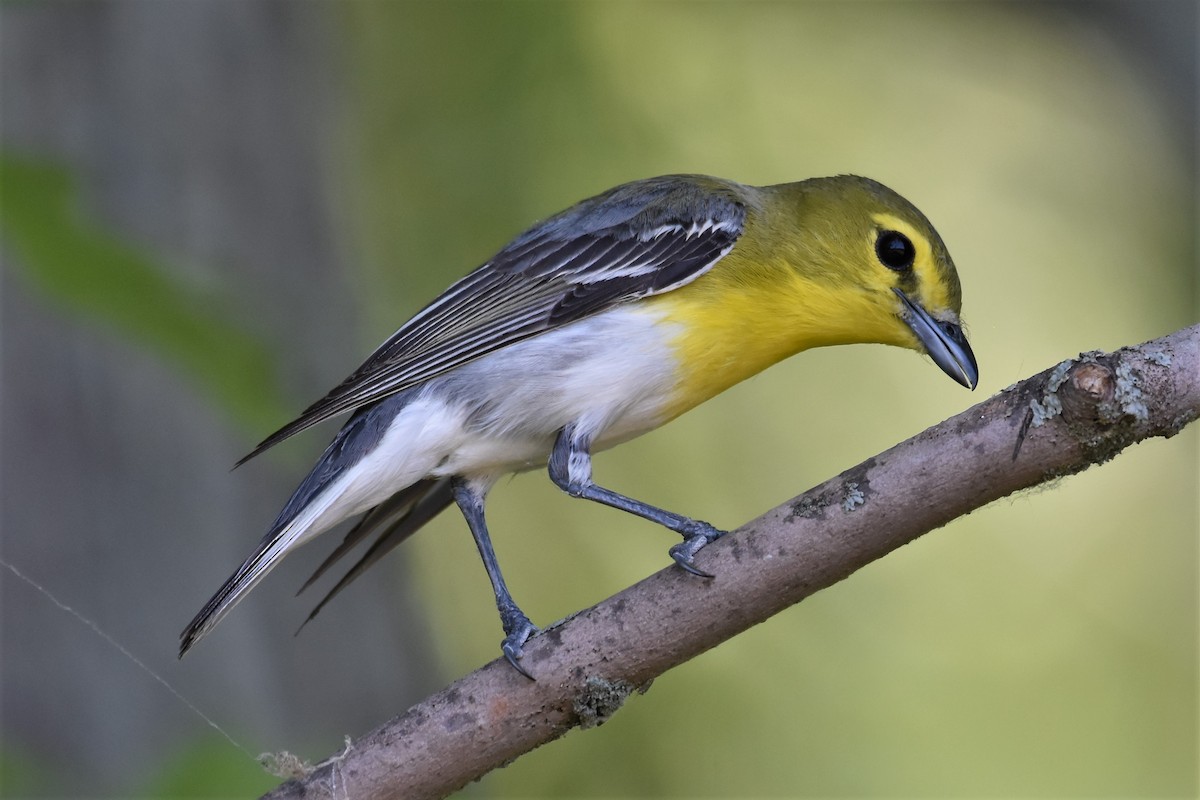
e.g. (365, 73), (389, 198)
(304, 305), (683, 534)
(433, 305), (683, 472)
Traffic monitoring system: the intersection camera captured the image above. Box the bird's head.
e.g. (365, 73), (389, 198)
(759, 175), (978, 389)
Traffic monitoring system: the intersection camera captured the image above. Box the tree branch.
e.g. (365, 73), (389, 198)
(262, 323), (1199, 800)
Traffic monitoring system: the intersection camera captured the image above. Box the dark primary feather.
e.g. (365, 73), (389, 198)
(237, 175), (748, 465)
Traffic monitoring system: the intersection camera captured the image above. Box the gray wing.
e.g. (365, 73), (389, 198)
(239, 175), (748, 463)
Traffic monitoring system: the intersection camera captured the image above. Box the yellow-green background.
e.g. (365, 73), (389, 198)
(2, 1), (1195, 797)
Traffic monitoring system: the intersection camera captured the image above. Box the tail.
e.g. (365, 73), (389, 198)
(179, 479), (454, 656)
(295, 476), (455, 632)
(177, 480), (346, 656)
(180, 394), (433, 657)
(179, 531), (289, 657)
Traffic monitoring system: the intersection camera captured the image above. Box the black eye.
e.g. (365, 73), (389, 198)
(876, 230), (915, 271)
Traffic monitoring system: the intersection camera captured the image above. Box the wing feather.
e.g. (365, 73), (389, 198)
(239, 176), (748, 463)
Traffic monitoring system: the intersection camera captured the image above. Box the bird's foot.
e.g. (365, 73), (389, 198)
(499, 604), (538, 680)
(668, 520), (725, 578)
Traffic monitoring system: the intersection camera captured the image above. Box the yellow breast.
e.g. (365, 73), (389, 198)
(645, 246), (912, 422)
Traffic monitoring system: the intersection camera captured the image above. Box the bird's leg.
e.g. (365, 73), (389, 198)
(549, 424), (725, 578)
(450, 477), (537, 679)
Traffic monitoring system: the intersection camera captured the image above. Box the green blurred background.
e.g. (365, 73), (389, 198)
(2, 1), (1196, 798)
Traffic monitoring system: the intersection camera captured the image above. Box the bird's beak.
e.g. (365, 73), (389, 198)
(893, 288), (979, 390)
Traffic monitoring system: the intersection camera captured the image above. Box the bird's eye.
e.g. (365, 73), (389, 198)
(876, 230), (916, 272)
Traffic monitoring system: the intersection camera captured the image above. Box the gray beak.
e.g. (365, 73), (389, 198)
(894, 288), (979, 390)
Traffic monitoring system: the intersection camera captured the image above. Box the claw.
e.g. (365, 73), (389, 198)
(670, 546), (714, 578)
(498, 605), (538, 680)
(502, 640), (535, 680)
(668, 522), (725, 579)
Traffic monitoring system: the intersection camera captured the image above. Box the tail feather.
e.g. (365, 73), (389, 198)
(179, 471), (350, 656)
(296, 477), (455, 632)
(181, 397), (418, 657)
(179, 517), (309, 657)
(296, 478), (444, 595)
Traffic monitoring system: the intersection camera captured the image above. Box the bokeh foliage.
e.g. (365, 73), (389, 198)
(0, 156), (288, 433)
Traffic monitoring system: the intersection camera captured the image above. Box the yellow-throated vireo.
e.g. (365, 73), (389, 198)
(180, 174), (978, 677)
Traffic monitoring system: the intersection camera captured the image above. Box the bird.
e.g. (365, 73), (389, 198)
(180, 173), (978, 677)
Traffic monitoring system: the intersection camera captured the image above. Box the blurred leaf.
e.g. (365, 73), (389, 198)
(0, 154), (287, 431)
